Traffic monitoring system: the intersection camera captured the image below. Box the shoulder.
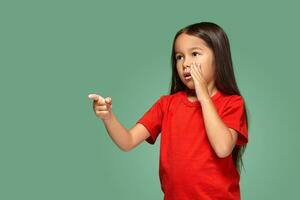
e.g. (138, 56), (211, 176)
(220, 93), (245, 113)
(216, 92), (246, 112)
(218, 91), (244, 103)
(155, 91), (183, 108)
(227, 94), (245, 105)
(157, 91), (182, 100)
(159, 91), (183, 102)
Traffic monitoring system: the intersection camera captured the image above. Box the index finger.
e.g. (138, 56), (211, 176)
(88, 94), (99, 101)
(88, 94), (105, 104)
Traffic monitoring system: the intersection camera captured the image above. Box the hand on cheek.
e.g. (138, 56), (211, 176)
(190, 61), (209, 101)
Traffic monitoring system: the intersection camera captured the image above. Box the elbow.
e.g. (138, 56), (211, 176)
(120, 144), (132, 152)
(119, 134), (133, 152)
(122, 147), (131, 152)
(215, 145), (232, 158)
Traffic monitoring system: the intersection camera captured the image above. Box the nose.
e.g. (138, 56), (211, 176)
(183, 59), (193, 70)
(183, 55), (197, 67)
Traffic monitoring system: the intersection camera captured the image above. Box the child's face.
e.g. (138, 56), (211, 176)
(175, 33), (216, 90)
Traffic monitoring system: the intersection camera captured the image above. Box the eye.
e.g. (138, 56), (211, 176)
(175, 55), (182, 61)
(192, 52), (201, 56)
(175, 52), (201, 61)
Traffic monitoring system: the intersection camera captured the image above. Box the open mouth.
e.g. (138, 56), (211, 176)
(184, 72), (192, 80)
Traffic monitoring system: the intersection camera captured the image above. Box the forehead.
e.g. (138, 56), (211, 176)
(175, 33), (209, 53)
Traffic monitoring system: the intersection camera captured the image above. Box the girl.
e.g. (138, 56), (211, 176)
(88, 21), (249, 200)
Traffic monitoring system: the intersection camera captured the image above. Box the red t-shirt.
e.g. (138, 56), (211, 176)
(136, 90), (248, 200)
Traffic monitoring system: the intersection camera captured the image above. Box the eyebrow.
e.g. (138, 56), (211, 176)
(175, 47), (203, 54)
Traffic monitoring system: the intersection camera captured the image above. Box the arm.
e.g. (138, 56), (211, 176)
(102, 112), (150, 152)
(200, 98), (239, 158)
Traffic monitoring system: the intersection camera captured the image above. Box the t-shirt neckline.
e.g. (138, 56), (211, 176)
(180, 89), (221, 107)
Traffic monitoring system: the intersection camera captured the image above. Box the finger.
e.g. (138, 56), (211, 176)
(96, 103), (112, 111)
(191, 61), (195, 69)
(95, 105), (108, 111)
(194, 62), (199, 71)
(191, 64), (199, 77)
(106, 103), (112, 110)
(97, 95), (106, 104)
(196, 62), (202, 73)
(198, 63), (204, 74)
(88, 94), (98, 101)
(190, 64), (195, 76)
(190, 68), (197, 80)
(194, 63), (201, 76)
(89, 94), (105, 104)
(96, 110), (109, 115)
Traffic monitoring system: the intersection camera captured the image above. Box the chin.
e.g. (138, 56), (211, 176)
(184, 82), (195, 90)
(180, 76), (195, 89)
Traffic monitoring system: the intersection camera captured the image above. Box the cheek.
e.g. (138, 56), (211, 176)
(199, 64), (214, 80)
(199, 57), (213, 74)
(176, 65), (182, 74)
(176, 66), (180, 74)
(203, 67), (215, 81)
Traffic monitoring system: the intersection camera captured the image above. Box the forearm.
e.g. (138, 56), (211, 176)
(101, 112), (131, 152)
(200, 97), (233, 157)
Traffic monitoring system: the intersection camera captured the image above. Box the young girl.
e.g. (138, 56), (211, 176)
(88, 21), (249, 200)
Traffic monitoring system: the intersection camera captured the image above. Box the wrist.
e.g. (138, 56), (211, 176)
(198, 93), (211, 103)
(102, 112), (114, 123)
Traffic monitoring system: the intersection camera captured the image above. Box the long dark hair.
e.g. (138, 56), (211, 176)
(169, 22), (249, 174)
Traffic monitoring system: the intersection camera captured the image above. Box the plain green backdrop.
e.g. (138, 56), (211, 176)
(1, 0), (299, 199)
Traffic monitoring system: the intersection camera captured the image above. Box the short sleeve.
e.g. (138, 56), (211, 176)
(221, 95), (248, 145)
(135, 96), (164, 145)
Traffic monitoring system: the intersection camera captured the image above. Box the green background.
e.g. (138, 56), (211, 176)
(1, 0), (299, 199)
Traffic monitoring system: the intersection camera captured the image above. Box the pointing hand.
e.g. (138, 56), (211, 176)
(88, 93), (113, 120)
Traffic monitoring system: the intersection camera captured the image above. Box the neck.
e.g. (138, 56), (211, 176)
(186, 82), (217, 98)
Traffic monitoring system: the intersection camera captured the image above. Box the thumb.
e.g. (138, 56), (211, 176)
(105, 97), (112, 104)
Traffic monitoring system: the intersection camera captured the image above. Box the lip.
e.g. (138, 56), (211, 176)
(184, 75), (192, 80)
(184, 72), (191, 76)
